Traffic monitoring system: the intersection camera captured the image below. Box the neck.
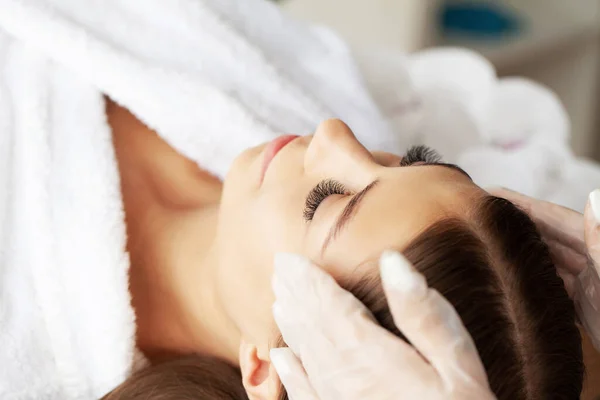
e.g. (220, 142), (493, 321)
(108, 98), (240, 365)
(131, 205), (241, 365)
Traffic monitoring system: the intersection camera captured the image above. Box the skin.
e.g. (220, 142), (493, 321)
(107, 98), (484, 394)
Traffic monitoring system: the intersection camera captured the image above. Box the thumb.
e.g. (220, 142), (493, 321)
(270, 348), (320, 400)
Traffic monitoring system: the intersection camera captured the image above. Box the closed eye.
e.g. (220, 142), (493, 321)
(400, 145), (442, 166)
(303, 179), (350, 221)
(400, 145), (471, 179)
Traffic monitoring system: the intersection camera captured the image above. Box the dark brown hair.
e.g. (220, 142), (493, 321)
(104, 195), (583, 400)
(103, 356), (248, 400)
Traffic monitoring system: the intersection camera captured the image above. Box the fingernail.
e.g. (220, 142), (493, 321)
(274, 253), (311, 279)
(273, 253), (314, 298)
(380, 250), (426, 295)
(272, 301), (284, 320)
(589, 189), (600, 223)
(270, 348), (294, 377)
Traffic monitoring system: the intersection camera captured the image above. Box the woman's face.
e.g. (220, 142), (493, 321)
(213, 119), (483, 352)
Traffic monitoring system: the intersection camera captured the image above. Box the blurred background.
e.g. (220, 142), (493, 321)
(274, 0), (600, 161)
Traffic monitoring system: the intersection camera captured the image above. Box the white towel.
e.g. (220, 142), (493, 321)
(0, 1), (597, 399)
(360, 47), (598, 209)
(0, 0), (400, 398)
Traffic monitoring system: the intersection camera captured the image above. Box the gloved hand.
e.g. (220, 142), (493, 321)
(490, 188), (600, 350)
(270, 251), (496, 400)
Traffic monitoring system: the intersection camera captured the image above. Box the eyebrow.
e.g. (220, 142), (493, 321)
(318, 163), (470, 256)
(320, 179), (380, 256)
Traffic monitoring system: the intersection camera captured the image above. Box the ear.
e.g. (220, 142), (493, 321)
(239, 339), (282, 400)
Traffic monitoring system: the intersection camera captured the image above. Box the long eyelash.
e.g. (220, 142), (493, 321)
(303, 179), (348, 221)
(399, 145), (442, 166)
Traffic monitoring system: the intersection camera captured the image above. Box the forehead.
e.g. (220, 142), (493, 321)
(321, 166), (483, 278)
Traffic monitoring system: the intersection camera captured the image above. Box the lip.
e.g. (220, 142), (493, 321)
(260, 134), (299, 183)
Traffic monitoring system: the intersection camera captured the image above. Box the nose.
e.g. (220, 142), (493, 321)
(304, 119), (375, 183)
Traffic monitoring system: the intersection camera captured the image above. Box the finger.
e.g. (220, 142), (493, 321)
(271, 253), (432, 380)
(379, 251), (489, 385)
(585, 189), (600, 267)
(271, 253), (378, 352)
(272, 253), (382, 364)
(489, 187), (586, 255)
(545, 238), (589, 284)
(270, 348), (319, 400)
(574, 266), (600, 350)
(578, 189), (600, 349)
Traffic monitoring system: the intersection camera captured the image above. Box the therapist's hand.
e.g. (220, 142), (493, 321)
(490, 188), (600, 350)
(270, 251), (496, 400)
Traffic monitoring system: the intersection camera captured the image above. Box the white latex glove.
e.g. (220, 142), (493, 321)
(490, 188), (600, 350)
(270, 251), (496, 400)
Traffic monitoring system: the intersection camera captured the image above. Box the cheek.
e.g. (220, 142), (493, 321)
(251, 189), (306, 253)
(217, 254), (278, 346)
(214, 183), (307, 323)
(214, 206), (279, 343)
